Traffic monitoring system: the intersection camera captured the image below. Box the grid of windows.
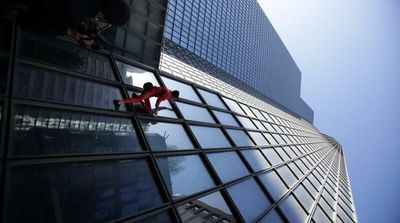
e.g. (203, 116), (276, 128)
(0, 16), (357, 223)
(161, 0), (314, 122)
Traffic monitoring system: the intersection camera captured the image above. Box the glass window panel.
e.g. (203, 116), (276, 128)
(226, 129), (254, 147)
(141, 121), (194, 151)
(176, 102), (215, 123)
(222, 97), (245, 115)
(320, 195), (335, 212)
(273, 134), (286, 145)
(236, 115), (257, 129)
(308, 173), (321, 191)
(295, 160), (309, 174)
(161, 76), (201, 103)
(253, 119), (266, 131)
(116, 61), (159, 87)
(263, 122), (275, 132)
(284, 146), (297, 159)
(156, 155), (215, 199)
(288, 162), (304, 179)
(6, 159), (164, 223)
(275, 147), (290, 161)
(227, 178), (271, 222)
(259, 209), (285, 223)
(178, 191), (236, 223)
(248, 131), (269, 146)
(135, 210), (175, 223)
(277, 165), (298, 188)
(198, 89), (227, 109)
(212, 110), (240, 127)
(207, 152), (249, 183)
(189, 125), (231, 149)
(258, 170), (288, 201)
(241, 149), (270, 172)
(304, 179), (319, 198)
(262, 148), (283, 166)
(12, 106), (142, 156)
(294, 184), (315, 213)
(0, 57), (8, 94)
(250, 107), (265, 121)
(13, 63), (126, 110)
(239, 103), (255, 117)
(279, 195), (308, 223)
(313, 205), (333, 223)
(18, 32), (115, 80)
(263, 133), (278, 144)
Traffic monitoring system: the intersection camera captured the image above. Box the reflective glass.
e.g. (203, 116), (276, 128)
(279, 195), (308, 223)
(222, 97), (245, 115)
(13, 63), (126, 110)
(262, 148), (283, 166)
(294, 184), (315, 213)
(6, 159), (164, 223)
(273, 134), (286, 145)
(248, 131), (269, 146)
(263, 133), (278, 144)
(226, 129), (255, 147)
(250, 107), (265, 121)
(212, 110), (240, 127)
(275, 147), (290, 161)
(198, 89), (227, 109)
(135, 211), (174, 223)
(178, 191), (236, 223)
(288, 162), (304, 179)
(12, 106), (142, 156)
(176, 102), (215, 123)
(263, 122), (275, 132)
(156, 155), (215, 199)
(207, 151), (249, 183)
(241, 149), (270, 172)
(253, 119), (266, 131)
(189, 125), (231, 149)
(277, 165), (298, 188)
(258, 170), (288, 201)
(116, 61), (159, 87)
(141, 121), (194, 151)
(259, 209), (285, 223)
(161, 76), (201, 102)
(284, 146), (297, 159)
(313, 205), (333, 223)
(239, 103), (255, 117)
(18, 32), (115, 80)
(227, 178), (271, 222)
(236, 116), (257, 129)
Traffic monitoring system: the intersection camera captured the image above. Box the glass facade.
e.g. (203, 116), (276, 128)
(0, 1), (357, 223)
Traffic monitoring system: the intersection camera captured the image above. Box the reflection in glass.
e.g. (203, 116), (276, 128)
(294, 184), (314, 212)
(226, 129), (255, 147)
(275, 147), (290, 161)
(262, 149), (283, 166)
(13, 63), (126, 110)
(207, 152), (249, 183)
(198, 89), (227, 109)
(253, 119), (266, 131)
(161, 76), (201, 102)
(227, 178), (271, 222)
(176, 102), (215, 123)
(279, 195), (308, 223)
(241, 149), (270, 172)
(263, 133), (278, 144)
(236, 116), (257, 129)
(248, 131), (269, 146)
(259, 209), (285, 223)
(212, 110), (240, 127)
(13, 106), (141, 156)
(222, 97), (245, 115)
(156, 155), (215, 199)
(250, 107), (265, 121)
(277, 165), (298, 188)
(273, 134), (286, 144)
(116, 61), (159, 87)
(189, 126), (231, 149)
(258, 170), (288, 201)
(178, 191), (236, 223)
(140, 121), (194, 151)
(239, 103), (255, 117)
(6, 159), (164, 223)
(18, 32), (115, 80)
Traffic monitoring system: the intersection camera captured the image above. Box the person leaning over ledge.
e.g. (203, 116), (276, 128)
(9, 0), (130, 38)
(114, 82), (180, 116)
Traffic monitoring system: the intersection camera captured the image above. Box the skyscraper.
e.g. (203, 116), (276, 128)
(0, 0), (356, 222)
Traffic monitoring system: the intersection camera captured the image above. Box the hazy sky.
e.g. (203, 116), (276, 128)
(257, 0), (400, 222)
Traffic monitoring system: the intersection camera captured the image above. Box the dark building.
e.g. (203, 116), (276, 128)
(0, 0), (357, 222)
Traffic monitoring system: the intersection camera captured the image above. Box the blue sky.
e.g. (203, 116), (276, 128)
(257, 0), (400, 222)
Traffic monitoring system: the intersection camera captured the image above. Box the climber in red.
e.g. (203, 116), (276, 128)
(113, 82), (179, 115)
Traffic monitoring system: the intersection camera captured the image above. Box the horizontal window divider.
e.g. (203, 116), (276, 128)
(151, 149), (202, 157)
(172, 186), (224, 207)
(201, 147), (237, 153)
(14, 58), (122, 87)
(185, 120), (221, 127)
(10, 98), (134, 117)
(6, 152), (151, 166)
(136, 115), (183, 123)
(113, 55), (157, 72)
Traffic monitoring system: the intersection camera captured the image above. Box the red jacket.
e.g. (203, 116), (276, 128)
(122, 87), (174, 112)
